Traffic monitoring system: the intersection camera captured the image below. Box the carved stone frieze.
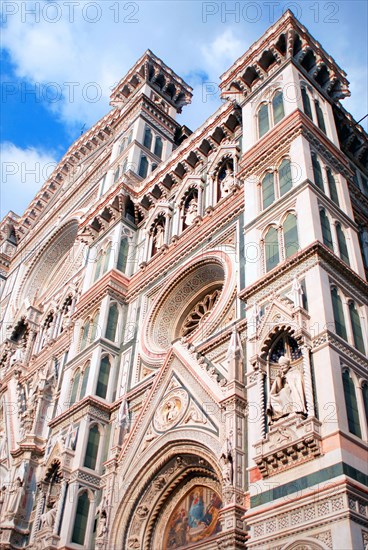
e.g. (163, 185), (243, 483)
(253, 416), (322, 477)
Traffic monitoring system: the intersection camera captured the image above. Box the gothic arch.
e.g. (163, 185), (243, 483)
(17, 220), (83, 308)
(281, 538), (328, 550)
(111, 440), (222, 550)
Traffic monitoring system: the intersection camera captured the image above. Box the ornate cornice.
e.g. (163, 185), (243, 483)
(239, 241), (367, 303)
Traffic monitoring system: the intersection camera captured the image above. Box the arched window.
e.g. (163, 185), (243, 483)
(336, 223), (350, 265)
(331, 287), (347, 340)
(301, 87), (313, 119)
(105, 303), (119, 342)
(342, 370), (361, 437)
(154, 136), (163, 158)
(138, 155), (149, 178)
(262, 172), (275, 209)
(93, 251), (103, 283)
(84, 425), (101, 470)
(117, 238), (128, 272)
(113, 166), (120, 183)
(320, 209), (333, 250)
(119, 139), (126, 155)
(90, 311), (100, 342)
(80, 320), (90, 351)
(79, 363), (90, 400)
(265, 227), (279, 272)
(315, 100), (326, 133)
(143, 127), (153, 149)
(70, 369), (81, 406)
(272, 91), (285, 124)
(96, 356), (111, 399)
(127, 131), (132, 145)
(279, 159), (292, 196)
(102, 243), (111, 275)
(283, 213), (299, 258)
(258, 104), (270, 138)
(362, 382), (368, 422)
(72, 491), (90, 545)
(311, 153), (324, 190)
(349, 302), (365, 354)
(326, 168), (339, 205)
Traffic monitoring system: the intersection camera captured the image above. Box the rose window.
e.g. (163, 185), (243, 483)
(181, 289), (221, 337)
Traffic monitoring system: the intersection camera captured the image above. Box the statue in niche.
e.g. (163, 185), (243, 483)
(152, 222), (165, 254)
(97, 496), (109, 537)
(220, 438), (233, 486)
(6, 477), (24, 518)
(267, 356), (307, 422)
(10, 344), (26, 366)
(184, 195), (198, 227)
(218, 160), (234, 199)
(40, 503), (57, 530)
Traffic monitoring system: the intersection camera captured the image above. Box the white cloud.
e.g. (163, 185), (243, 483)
(0, 142), (58, 218)
(202, 29), (246, 79)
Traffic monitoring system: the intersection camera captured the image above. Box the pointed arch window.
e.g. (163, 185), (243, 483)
(331, 287), (347, 340)
(362, 382), (368, 422)
(272, 91), (285, 124)
(265, 227), (279, 272)
(79, 363), (90, 400)
(283, 213), (299, 258)
(72, 492), (90, 545)
(70, 369), (81, 406)
(143, 127), (153, 149)
(96, 356), (111, 399)
(258, 103), (270, 137)
(342, 370), (361, 437)
(113, 166), (120, 183)
(320, 209), (333, 250)
(102, 242), (111, 275)
(154, 136), (163, 159)
(262, 172), (275, 209)
(279, 159), (292, 196)
(336, 223), (350, 265)
(84, 425), (100, 470)
(117, 237), (128, 273)
(105, 303), (119, 342)
(301, 87), (313, 119)
(312, 153), (324, 190)
(90, 310), (100, 342)
(80, 320), (90, 351)
(326, 168), (339, 205)
(315, 100), (326, 133)
(93, 251), (104, 282)
(349, 302), (365, 354)
(138, 155), (149, 178)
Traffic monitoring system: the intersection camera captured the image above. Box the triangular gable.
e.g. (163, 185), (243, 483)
(118, 345), (223, 473)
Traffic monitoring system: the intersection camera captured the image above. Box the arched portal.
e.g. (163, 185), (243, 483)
(112, 445), (224, 550)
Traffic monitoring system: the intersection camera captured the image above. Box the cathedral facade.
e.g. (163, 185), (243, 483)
(0, 11), (367, 550)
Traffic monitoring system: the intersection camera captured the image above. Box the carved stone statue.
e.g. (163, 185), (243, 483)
(184, 197), (198, 227)
(10, 345), (26, 366)
(0, 485), (6, 518)
(220, 168), (234, 197)
(220, 438), (233, 486)
(153, 224), (165, 251)
(40, 505), (57, 530)
(6, 477), (23, 517)
(267, 356), (307, 422)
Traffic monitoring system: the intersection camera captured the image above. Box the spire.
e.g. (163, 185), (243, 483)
(226, 326), (244, 382)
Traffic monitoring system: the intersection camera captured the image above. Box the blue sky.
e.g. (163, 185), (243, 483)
(1, 0), (367, 219)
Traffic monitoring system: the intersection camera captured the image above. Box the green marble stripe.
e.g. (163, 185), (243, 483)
(250, 462), (367, 507)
